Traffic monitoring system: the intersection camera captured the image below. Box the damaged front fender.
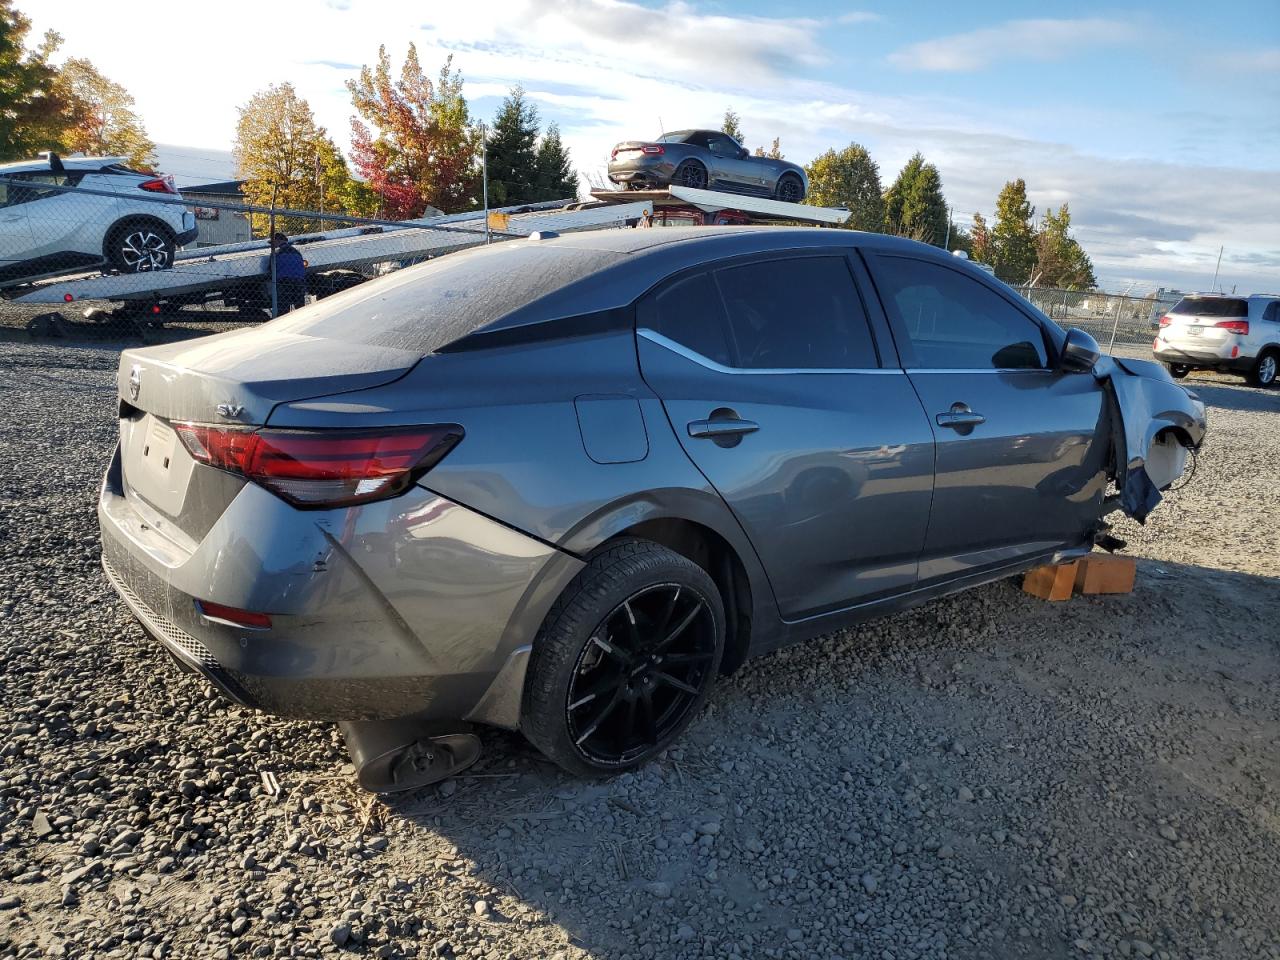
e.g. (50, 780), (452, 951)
(1093, 355), (1207, 523)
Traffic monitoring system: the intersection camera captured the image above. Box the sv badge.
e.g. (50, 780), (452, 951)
(216, 403), (247, 420)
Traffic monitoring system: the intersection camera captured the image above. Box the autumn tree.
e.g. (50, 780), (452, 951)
(55, 58), (154, 168)
(969, 211), (992, 265)
(0, 0), (66, 160)
(721, 108), (744, 144)
(486, 86), (539, 206)
(534, 123), (579, 201)
(348, 46), (479, 217)
(803, 143), (883, 232)
(990, 178), (1037, 283)
(883, 152), (948, 246)
(754, 137), (783, 159)
(234, 82), (365, 234)
(1035, 203), (1096, 289)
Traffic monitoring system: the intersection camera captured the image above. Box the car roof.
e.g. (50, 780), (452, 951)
(0, 156), (130, 173)
(478, 226), (977, 334)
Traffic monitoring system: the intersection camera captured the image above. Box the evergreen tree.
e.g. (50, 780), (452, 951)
(534, 122), (579, 201)
(0, 1), (66, 160)
(486, 86), (540, 206)
(990, 178), (1037, 283)
(803, 143), (884, 232)
(721, 108), (744, 145)
(1034, 203), (1096, 289)
(55, 58), (154, 169)
(883, 152), (948, 246)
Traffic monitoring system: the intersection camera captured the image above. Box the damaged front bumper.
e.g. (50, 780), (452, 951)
(1094, 356), (1207, 523)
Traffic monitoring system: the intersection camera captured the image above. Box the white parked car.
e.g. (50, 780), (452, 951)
(1153, 293), (1280, 387)
(0, 154), (197, 287)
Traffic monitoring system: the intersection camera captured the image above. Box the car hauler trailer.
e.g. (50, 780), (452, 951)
(8, 200), (654, 326)
(586, 184), (852, 226)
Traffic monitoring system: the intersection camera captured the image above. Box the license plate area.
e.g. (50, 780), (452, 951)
(1187, 325), (1202, 336)
(122, 414), (196, 517)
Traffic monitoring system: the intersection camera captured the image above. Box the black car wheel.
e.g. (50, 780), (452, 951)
(775, 174), (804, 203)
(1164, 363), (1192, 379)
(107, 220), (176, 273)
(521, 539), (724, 776)
(673, 161), (708, 191)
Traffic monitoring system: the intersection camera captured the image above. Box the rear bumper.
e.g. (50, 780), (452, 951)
(98, 444), (584, 724)
(607, 156), (676, 187)
(1153, 344), (1253, 371)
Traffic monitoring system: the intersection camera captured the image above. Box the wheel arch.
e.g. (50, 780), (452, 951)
(561, 492), (779, 674)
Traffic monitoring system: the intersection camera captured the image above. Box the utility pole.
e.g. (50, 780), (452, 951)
(1211, 245), (1223, 292)
(480, 123), (490, 245)
(944, 205), (953, 251)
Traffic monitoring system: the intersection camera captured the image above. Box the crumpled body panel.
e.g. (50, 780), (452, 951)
(1093, 356), (1207, 523)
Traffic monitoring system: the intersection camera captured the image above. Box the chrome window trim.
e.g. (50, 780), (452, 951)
(904, 367), (1055, 375)
(638, 329), (901, 375)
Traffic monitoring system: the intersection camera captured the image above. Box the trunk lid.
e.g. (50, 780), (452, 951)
(114, 327), (421, 540)
(117, 326), (422, 424)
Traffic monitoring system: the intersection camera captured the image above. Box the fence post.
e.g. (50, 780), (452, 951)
(268, 184), (278, 320)
(1060, 290), (1068, 321)
(1107, 296), (1123, 353)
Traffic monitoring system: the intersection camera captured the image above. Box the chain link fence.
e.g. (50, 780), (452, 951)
(0, 160), (644, 340)
(1019, 284), (1164, 350)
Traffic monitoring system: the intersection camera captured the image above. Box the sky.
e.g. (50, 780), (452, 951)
(30, 0), (1280, 293)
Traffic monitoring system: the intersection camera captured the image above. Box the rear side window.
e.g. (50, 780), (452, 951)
(1264, 302), (1280, 323)
(872, 255), (1048, 370)
(642, 256), (880, 370)
(646, 272), (734, 366)
(1171, 297), (1247, 318)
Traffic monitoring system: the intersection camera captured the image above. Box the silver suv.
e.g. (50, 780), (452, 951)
(1153, 293), (1280, 387)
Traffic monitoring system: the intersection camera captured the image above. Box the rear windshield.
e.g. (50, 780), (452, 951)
(1170, 297), (1247, 318)
(268, 240), (622, 353)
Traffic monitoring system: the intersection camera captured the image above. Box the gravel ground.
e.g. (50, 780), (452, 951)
(1, 340), (1277, 960)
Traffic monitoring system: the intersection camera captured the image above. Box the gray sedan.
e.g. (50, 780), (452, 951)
(99, 227), (1205, 791)
(608, 129), (808, 201)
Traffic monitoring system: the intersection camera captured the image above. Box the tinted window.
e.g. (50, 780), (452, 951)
(644, 271), (733, 366)
(1171, 296), (1247, 318)
(706, 135), (740, 157)
(715, 257), (879, 369)
(873, 256), (1048, 370)
(1264, 302), (1280, 323)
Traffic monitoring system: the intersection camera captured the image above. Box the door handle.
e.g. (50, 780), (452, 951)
(935, 402), (986, 430)
(688, 417), (759, 439)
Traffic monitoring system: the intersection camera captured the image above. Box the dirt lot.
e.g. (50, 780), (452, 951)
(1, 339), (1277, 960)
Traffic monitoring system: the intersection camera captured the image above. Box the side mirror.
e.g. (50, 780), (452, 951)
(1060, 327), (1101, 373)
(739, 148), (750, 159)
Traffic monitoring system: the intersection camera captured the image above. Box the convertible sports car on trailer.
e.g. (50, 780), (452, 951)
(608, 130), (808, 201)
(98, 227), (1205, 791)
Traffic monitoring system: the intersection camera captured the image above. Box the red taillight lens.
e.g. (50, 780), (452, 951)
(173, 424), (462, 507)
(196, 600), (272, 630)
(1158, 315), (1172, 327)
(610, 148), (618, 160)
(1214, 320), (1249, 335)
(641, 144), (664, 155)
(139, 176), (176, 194)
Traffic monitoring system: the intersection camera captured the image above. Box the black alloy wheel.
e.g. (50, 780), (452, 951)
(566, 583), (716, 766)
(673, 161), (708, 190)
(776, 174), (804, 203)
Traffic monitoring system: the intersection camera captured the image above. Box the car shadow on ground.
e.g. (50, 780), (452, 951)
(1178, 380), (1280, 413)
(366, 557), (1280, 960)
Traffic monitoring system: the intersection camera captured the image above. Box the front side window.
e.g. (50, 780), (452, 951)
(642, 256), (879, 371)
(706, 135), (741, 157)
(872, 256), (1049, 370)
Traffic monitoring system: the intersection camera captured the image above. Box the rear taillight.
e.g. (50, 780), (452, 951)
(173, 424), (462, 508)
(1158, 315), (1172, 327)
(1214, 320), (1249, 335)
(641, 145), (664, 155)
(139, 176), (177, 194)
(610, 148), (618, 160)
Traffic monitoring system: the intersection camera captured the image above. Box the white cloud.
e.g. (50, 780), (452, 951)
(887, 18), (1137, 72)
(835, 11), (883, 25)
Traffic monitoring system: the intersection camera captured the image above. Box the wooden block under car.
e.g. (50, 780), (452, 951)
(1022, 561), (1080, 601)
(1073, 554), (1136, 595)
